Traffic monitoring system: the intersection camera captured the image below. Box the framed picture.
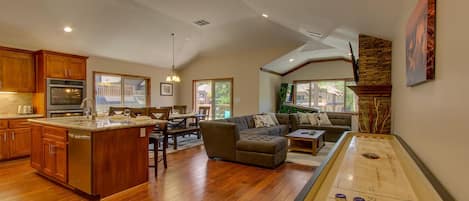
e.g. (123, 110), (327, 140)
(406, 0), (436, 86)
(160, 82), (173, 96)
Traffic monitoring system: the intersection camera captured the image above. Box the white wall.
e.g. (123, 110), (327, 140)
(87, 56), (175, 107)
(391, 0), (469, 200)
(259, 71), (282, 113)
(176, 48), (294, 116)
(281, 60), (353, 83)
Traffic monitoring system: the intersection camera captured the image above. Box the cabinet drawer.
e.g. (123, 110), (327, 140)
(0, 120), (7, 129)
(8, 119), (31, 128)
(43, 126), (67, 142)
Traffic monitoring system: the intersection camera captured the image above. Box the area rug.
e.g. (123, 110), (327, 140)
(285, 142), (335, 167)
(166, 135), (204, 153)
(149, 135), (203, 163)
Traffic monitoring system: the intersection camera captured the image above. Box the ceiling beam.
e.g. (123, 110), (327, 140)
(260, 67), (283, 76)
(281, 58), (352, 76)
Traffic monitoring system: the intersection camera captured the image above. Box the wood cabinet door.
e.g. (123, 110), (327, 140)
(54, 140), (67, 183)
(42, 137), (56, 177)
(9, 128), (31, 158)
(0, 130), (9, 160)
(67, 57), (86, 80)
(0, 50), (35, 92)
(45, 54), (68, 79)
(30, 125), (43, 170)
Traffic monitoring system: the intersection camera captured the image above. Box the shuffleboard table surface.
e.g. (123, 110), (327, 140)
(324, 135), (418, 200)
(301, 133), (450, 201)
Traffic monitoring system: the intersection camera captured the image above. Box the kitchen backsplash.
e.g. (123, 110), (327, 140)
(0, 93), (33, 114)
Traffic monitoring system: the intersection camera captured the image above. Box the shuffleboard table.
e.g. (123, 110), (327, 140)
(295, 132), (454, 201)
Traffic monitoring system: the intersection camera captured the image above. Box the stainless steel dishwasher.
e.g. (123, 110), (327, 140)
(68, 129), (92, 194)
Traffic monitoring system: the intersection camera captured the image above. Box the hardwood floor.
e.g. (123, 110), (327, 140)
(0, 145), (315, 201)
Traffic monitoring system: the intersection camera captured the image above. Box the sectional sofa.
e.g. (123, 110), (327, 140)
(199, 112), (352, 168)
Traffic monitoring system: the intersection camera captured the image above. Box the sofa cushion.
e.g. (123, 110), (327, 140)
(237, 134), (287, 154)
(275, 113), (290, 125)
(239, 125), (288, 136)
(239, 126), (281, 136)
(226, 116), (251, 130)
(296, 124), (351, 132)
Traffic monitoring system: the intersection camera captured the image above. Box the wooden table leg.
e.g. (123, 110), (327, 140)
(163, 132), (168, 168)
(173, 135), (177, 150)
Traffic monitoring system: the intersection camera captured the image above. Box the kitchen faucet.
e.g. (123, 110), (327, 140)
(80, 97), (96, 120)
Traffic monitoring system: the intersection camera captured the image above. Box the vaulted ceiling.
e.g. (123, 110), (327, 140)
(0, 0), (412, 71)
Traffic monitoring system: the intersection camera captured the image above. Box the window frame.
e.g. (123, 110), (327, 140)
(293, 78), (358, 113)
(93, 71), (151, 113)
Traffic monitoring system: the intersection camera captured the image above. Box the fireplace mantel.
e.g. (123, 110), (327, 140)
(348, 85), (392, 97)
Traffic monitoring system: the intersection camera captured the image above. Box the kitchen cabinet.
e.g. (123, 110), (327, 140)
(33, 126), (68, 183)
(9, 128), (31, 158)
(0, 48), (35, 92)
(30, 124), (42, 170)
(38, 51), (87, 80)
(0, 118), (34, 160)
(0, 130), (8, 160)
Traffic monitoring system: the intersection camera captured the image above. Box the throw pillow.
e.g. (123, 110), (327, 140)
(307, 113), (319, 126)
(253, 114), (276, 128)
(267, 113), (280, 125)
(298, 112), (310, 124)
(317, 112), (332, 125)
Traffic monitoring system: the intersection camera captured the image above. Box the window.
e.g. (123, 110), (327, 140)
(94, 72), (150, 114)
(193, 79), (233, 120)
(294, 79), (358, 112)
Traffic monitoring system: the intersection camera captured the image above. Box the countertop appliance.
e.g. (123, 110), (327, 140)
(46, 78), (86, 117)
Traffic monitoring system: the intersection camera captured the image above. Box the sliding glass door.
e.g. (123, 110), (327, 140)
(194, 79), (233, 119)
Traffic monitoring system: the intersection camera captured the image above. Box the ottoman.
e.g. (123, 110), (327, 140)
(235, 134), (288, 168)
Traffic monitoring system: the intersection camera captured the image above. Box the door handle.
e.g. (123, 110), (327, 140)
(3, 132), (6, 142)
(11, 131), (15, 141)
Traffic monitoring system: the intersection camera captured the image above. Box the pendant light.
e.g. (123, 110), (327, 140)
(166, 33), (181, 82)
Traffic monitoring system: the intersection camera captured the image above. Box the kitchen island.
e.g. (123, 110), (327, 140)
(28, 116), (165, 199)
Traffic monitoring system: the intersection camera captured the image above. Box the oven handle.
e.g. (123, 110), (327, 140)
(49, 110), (84, 114)
(48, 84), (84, 88)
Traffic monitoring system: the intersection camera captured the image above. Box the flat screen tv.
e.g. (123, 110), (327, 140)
(349, 42), (359, 83)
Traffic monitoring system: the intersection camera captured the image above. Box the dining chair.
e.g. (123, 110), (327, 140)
(148, 107), (170, 177)
(159, 106), (173, 114)
(189, 106), (210, 127)
(108, 106), (128, 116)
(129, 107), (149, 117)
(172, 105), (187, 114)
(198, 106), (210, 121)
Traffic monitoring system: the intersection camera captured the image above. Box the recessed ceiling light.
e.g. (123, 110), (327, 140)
(64, 26), (73, 33)
(289, 58), (295, 62)
(262, 13), (269, 18)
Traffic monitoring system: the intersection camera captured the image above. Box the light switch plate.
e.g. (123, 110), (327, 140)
(140, 128), (146, 137)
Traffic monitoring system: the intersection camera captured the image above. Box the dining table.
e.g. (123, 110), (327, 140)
(168, 112), (206, 128)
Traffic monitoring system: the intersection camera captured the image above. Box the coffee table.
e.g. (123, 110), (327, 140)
(286, 129), (326, 155)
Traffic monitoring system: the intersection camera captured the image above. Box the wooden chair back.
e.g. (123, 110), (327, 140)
(198, 106), (210, 120)
(159, 106), (173, 114)
(129, 107), (148, 117)
(173, 105), (187, 114)
(148, 108), (170, 120)
(108, 106), (128, 116)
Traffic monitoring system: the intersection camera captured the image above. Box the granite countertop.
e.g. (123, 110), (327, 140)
(0, 114), (44, 119)
(28, 116), (166, 132)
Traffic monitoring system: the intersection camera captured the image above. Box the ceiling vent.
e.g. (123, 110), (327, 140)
(193, 19), (210, 26)
(306, 31), (323, 38)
